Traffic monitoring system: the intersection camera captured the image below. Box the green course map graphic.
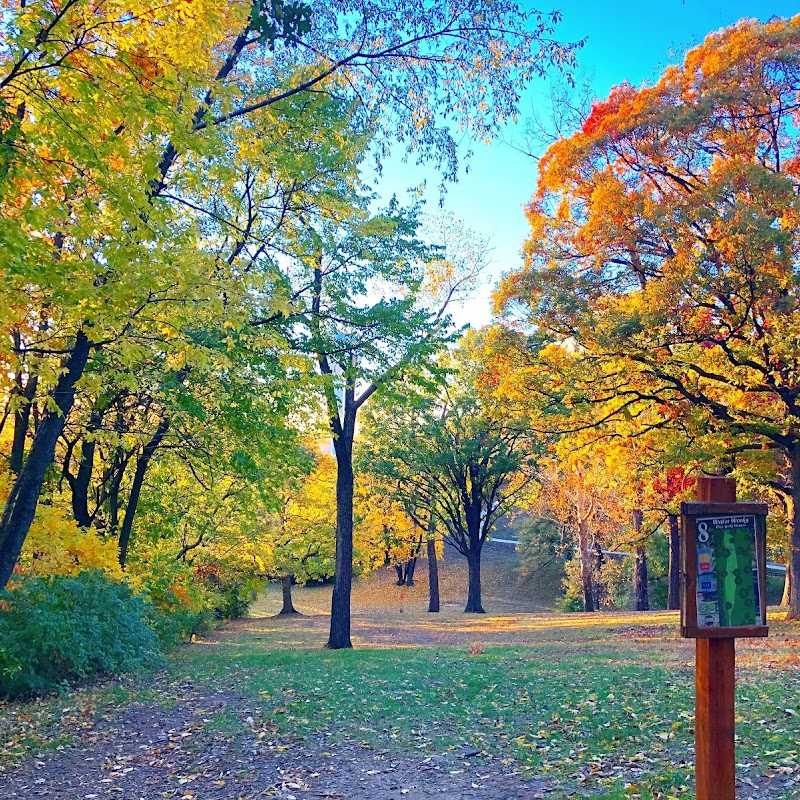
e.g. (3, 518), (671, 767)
(695, 515), (761, 628)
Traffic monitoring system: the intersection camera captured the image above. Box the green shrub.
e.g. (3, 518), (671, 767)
(128, 549), (259, 646)
(129, 551), (216, 646)
(213, 576), (257, 619)
(597, 557), (634, 609)
(560, 555), (634, 611)
(557, 588), (587, 613)
(766, 573), (786, 606)
(136, 553), (215, 648)
(143, 595), (216, 647)
(643, 532), (670, 610)
(559, 558), (592, 611)
(0, 571), (163, 698)
(192, 561), (260, 621)
(648, 573), (669, 609)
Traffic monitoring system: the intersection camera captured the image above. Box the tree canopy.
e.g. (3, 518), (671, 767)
(1, 0), (578, 600)
(496, 15), (800, 618)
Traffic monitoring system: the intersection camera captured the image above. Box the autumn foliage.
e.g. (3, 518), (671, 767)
(497, 15), (800, 617)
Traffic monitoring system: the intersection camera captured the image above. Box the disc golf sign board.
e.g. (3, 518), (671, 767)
(680, 502), (768, 639)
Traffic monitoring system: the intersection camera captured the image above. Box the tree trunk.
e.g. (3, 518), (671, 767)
(781, 569), (791, 608)
(634, 545), (650, 611)
(578, 518), (595, 612)
(279, 574), (299, 615)
(9, 372), (37, 475)
(783, 489), (795, 609)
(406, 554), (418, 586)
(9, 397), (31, 474)
(327, 431), (354, 648)
(787, 449), (800, 620)
(0, 331), (91, 588)
(108, 454), (125, 534)
(395, 541), (422, 586)
(632, 509), (649, 611)
(667, 513), (681, 611)
(427, 519), (440, 613)
(106, 431), (131, 535)
(464, 546), (485, 613)
(70, 405), (105, 528)
(118, 416), (170, 568)
(71, 434), (95, 528)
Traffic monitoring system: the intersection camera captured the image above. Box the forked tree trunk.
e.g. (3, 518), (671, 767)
(632, 509), (649, 611)
(327, 431), (354, 648)
(394, 557), (419, 586)
(578, 519), (595, 612)
(465, 548), (485, 613)
(0, 331), (91, 588)
(279, 574), (299, 615)
(395, 535), (423, 585)
(667, 513), (681, 611)
(118, 416), (170, 568)
(69, 404), (105, 528)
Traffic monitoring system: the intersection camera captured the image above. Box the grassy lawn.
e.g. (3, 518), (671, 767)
(170, 606), (800, 799)
(2, 602), (799, 799)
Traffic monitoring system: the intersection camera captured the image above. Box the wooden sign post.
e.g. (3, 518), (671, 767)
(681, 477), (768, 800)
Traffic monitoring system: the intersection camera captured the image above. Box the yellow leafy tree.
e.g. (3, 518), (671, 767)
(0, 474), (122, 580)
(355, 472), (421, 585)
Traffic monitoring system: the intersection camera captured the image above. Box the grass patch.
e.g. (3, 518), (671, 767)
(205, 708), (246, 736)
(170, 624), (800, 799)
(3, 605), (799, 798)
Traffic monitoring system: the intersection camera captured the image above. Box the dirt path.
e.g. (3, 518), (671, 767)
(1, 678), (549, 800)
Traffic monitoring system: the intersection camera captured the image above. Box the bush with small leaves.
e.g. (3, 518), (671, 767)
(0, 571), (163, 698)
(128, 548), (216, 645)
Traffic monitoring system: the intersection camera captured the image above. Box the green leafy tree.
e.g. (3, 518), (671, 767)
(275, 199), (463, 646)
(362, 334), (536, 613)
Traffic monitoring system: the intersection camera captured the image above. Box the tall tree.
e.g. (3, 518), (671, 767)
(362, 333), (536, 613)
(279, 201), (465, 647)
(496, 16), (800, 619)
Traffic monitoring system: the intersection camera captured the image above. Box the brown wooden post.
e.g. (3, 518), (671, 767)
(694, 476), (737, 800)
(695, 476), (736, 504)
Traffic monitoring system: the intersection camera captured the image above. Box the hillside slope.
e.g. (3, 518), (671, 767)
(253, 539), (565, 617)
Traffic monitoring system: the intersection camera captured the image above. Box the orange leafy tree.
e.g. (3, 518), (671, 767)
(496, 16), (800, 618)
(481, 327), (703, 612)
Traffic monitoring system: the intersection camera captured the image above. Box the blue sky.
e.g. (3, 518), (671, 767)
(374, 0), (799, 328)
